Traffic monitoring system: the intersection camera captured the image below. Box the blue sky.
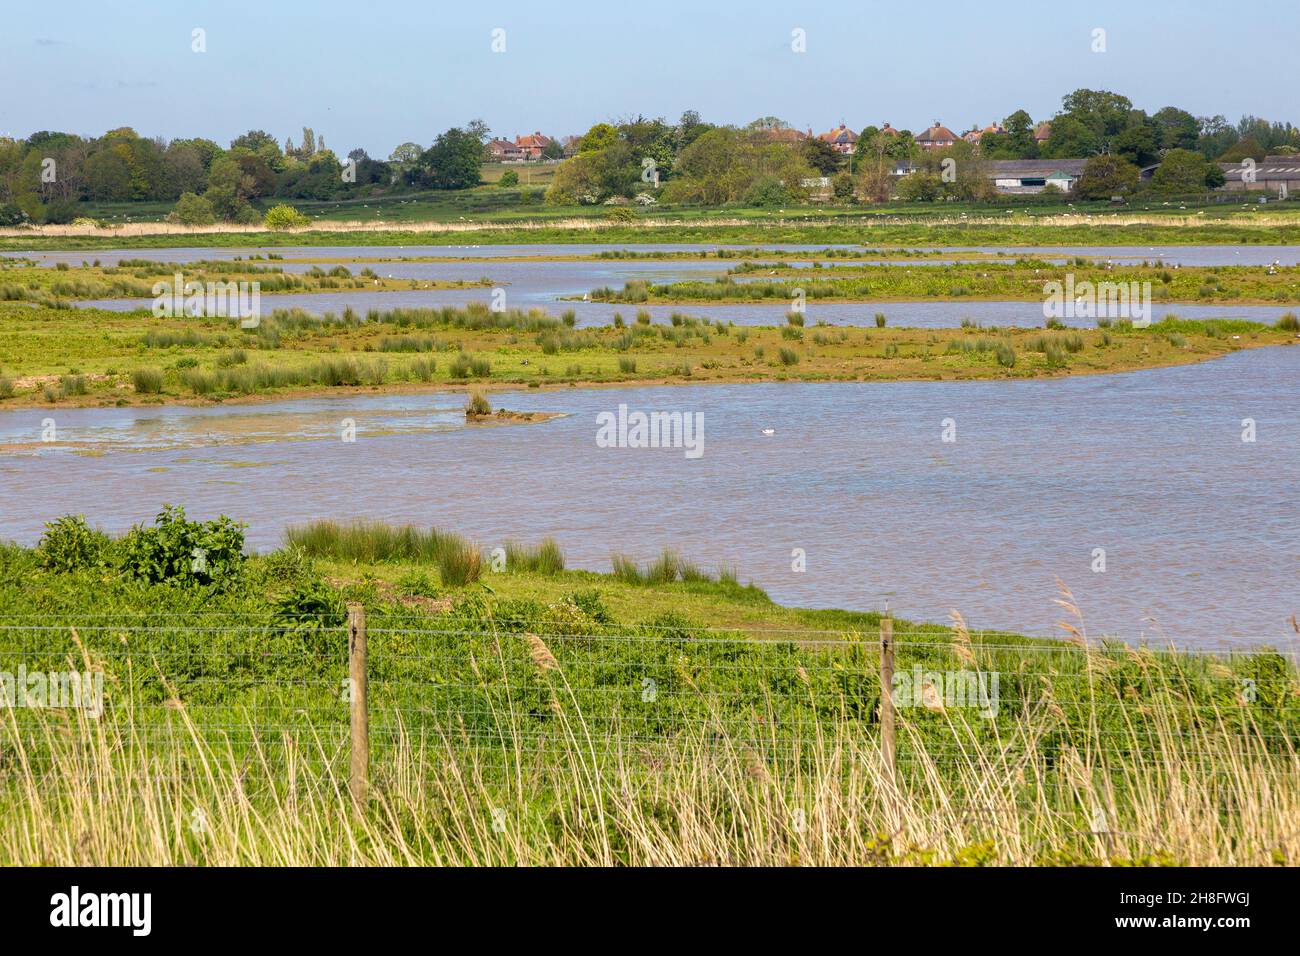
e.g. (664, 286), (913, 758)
(1, 0), (1292, 157)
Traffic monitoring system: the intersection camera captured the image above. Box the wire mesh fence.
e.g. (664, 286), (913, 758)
(1, 606), (1297, 801)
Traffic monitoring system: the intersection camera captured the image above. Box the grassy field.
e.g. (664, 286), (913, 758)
(0, 298), (1294, 409)
(0, 256), (489, 308)
(589, 259), (1300, 305)
(1, 515), (1296, 866)
(6, 200), (1300, 251)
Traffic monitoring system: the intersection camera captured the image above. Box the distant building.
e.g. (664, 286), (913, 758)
(754, 125), (809, 145)
(963, 122), (1006, 144)
(487, 138), (524, 162)
(818, 123), (858, 154)
(985, 159), (1086, 193)
(1216, 155), (1300, 192)
(1033, 122), (1052, 144)
(514, 132), (553, 160)
(561, 135), (581, 158)
(915, 122), (958, 150)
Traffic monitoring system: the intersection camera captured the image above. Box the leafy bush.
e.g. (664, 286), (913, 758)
(118, 505), (245, 587)
(263, 204), (311, 231)
(166, 192), (217, 226)
(37, 515), (112, 573)
(0, 203), (28, 227)
(1276, 312), (1299, 331)
(465, 391), (492, 417)
(272, 574), (346, 631)
(744, 176), (791, 207)
(42, 200), (78, 225)
(498, 170), (519, 187)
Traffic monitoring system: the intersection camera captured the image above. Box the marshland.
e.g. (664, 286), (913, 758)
(3, 208), (1298, 872)
(2, 511), (1296, 866)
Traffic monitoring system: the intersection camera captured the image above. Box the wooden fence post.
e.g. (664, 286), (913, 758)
(347, 602), (369, 811)
(879, 613), (896, 787)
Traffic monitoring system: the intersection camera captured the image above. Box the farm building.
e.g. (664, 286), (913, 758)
(1216, 155), (1300, 193)
(984, 159), (1087, 194)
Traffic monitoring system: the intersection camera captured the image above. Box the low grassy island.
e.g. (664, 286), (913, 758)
(1, 299), (1295, 408)
(2, 511), (1296, 866)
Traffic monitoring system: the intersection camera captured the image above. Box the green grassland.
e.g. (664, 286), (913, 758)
(2, 515), (1296, 865)
(1, 297), (1294, 409)
(6, 196), (1300, 252)
(589, 259), (1300, 305)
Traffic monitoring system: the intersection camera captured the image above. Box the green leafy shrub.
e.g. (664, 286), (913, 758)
(263, 205), (311, 231)
(118, 505), (245, 587)
(37, 515), (112, 573)
(166, 192), (217, 226)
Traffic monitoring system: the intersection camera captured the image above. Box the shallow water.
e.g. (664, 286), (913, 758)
(9, 242), (1300, 266)
(2, 347), (1295, 648)
(72, 287), (1298, 330)
(37, 241), (1296, 327)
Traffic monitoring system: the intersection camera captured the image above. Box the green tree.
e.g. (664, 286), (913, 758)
(166, 191), (216, 225)
(1114, 115), (1160, 168)
(1150, 148), (1216, 193)
(417, 127), (483, 190)
(1152, 107), (1199, 151)
(579, 123), (618, 154)
(801, 137), (843, 175)
(1073, 154), (1139, 199)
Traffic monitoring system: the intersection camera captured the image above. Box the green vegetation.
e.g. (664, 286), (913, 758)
(1, 512), (1296, 865)
(588, 259), (1300, 305)
(0, 299), (1292, 409)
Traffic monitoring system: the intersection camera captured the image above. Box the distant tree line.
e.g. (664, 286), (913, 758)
(545, 90), (1297, 207)
(0, 119), (495, 225)
(2, 88), (1296, 224)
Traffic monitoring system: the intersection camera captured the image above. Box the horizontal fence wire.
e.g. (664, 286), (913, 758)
(0, 613), (1296, 796)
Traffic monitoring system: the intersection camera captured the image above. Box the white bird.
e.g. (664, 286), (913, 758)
(761, 428), (775, 437)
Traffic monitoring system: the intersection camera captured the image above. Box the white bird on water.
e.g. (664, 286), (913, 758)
(761, 427), (775, 436)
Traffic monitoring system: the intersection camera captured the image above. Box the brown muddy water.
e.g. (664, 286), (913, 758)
(1, 346), (1295, 649)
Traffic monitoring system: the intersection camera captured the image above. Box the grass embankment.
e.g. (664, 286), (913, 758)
(1, 299), (1295, 408)
(5, 203), (1300, 251)
(2, 515), (1296, 865)
(0, 256), (489, 308)
(589, 259), (1300, 305)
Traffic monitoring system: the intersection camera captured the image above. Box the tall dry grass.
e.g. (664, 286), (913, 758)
(1, 631), (1295, 867)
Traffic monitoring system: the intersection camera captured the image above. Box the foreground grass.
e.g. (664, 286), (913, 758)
(1, 299), (1294, 408)
(1, 523), (1296, 866)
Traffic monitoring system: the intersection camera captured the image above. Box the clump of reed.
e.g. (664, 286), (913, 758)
(285, 519), (481, 585)
(131, 367), (164, 394)
(503, 538), (565, 575)
(611, 549), (730, 586)
(448, 353), (492, 378)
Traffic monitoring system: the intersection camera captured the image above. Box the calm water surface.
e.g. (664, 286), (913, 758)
(2, 347), (1295, 648)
